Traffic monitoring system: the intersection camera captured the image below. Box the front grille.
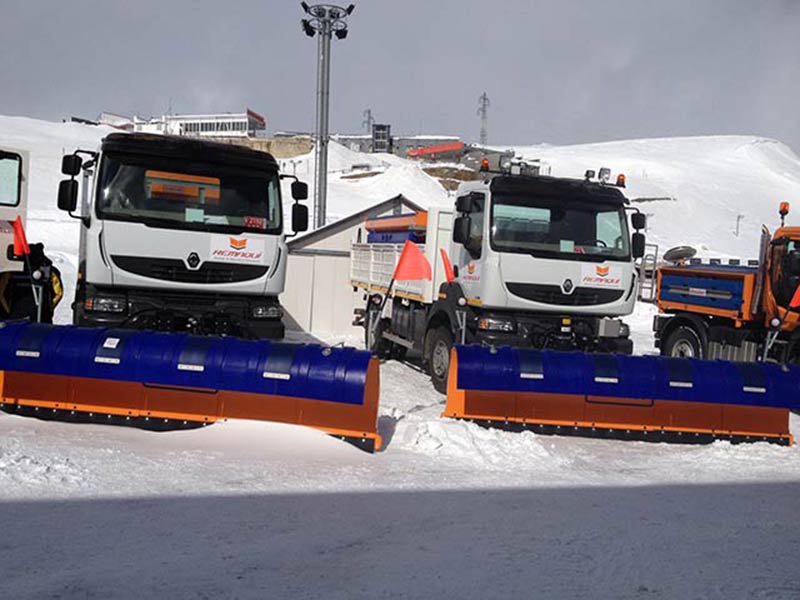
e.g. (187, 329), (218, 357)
(506, 282), (624, 306)
(111, 255), (268, 284)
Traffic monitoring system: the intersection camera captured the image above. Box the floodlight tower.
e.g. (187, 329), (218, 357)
(477, 92), (490, 146)
(301, 2), (355, 229)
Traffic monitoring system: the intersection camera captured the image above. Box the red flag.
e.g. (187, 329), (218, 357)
(790, 284), (800, 309)
(10, 216), (30, 256)
(440, 248), (455, 283)
(393, 240), (431, 281)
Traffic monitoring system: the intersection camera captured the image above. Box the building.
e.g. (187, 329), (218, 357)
(133, 109), (267, 138)
(328, 127), (464, 160)
(282, 194), (424, 338)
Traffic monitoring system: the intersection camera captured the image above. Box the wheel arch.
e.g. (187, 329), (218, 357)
(660, 312), (710, 353)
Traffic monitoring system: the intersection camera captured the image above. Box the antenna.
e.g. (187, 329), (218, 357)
(477, 92), (490, 146)
(362, 108), (374, 133)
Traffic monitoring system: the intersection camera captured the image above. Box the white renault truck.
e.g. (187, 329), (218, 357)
(352, 167), (646, 391)
(57, 133), (308, 339)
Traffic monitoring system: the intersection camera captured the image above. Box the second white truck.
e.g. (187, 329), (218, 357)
(352, 168), (646, 391)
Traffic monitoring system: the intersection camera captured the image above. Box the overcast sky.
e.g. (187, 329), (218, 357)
(2, 1), (799, 151)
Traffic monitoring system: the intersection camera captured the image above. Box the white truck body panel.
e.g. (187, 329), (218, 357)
(351, 207), (453, 303)
(0, 148), (28, 274)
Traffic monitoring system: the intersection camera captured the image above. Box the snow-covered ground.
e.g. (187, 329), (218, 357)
(2, 116), (800, 598)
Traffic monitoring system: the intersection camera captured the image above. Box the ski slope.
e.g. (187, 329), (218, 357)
(1, 116), (800, 598)
(518, 135), (800, 259)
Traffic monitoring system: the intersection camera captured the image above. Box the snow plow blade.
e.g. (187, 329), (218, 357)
(0, 322), (381, 452)
(444, 346), (799, 445)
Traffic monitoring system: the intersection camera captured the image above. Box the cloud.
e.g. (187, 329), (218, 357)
(1, 0), (797, 151)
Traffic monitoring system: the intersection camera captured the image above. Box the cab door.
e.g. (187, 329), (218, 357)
(451, 192), (485, 303)
(0, 149), (26, 273)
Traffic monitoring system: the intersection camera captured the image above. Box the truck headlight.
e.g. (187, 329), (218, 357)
(252, 304), (283, 319)
(84, 296), (127, 313)
(477, 317), (516, 332)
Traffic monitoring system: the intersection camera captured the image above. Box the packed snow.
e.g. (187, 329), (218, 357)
(1, 116), (800, 599)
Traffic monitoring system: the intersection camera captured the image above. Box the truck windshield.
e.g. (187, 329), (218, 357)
(96, 153), (282, 234)
(490, 195), (630, 261)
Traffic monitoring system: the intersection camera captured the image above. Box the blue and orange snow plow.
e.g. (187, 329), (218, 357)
(0, 322), (381, 452)
(444, 345), (799, 445)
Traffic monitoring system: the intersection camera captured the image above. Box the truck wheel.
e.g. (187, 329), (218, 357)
(663, 325), (705, 359)
(426, 326), (453, 394)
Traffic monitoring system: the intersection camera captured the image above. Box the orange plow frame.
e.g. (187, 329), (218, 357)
(0, 359), (382, 452)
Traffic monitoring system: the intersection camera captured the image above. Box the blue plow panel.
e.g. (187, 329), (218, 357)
(454, 345), (800, 411)
(0, 322), (370, 406)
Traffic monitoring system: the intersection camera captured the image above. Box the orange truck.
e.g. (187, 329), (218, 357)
(654, 203), (800, 363)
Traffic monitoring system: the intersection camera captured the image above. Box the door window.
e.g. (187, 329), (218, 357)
(0, 153), (22, 207)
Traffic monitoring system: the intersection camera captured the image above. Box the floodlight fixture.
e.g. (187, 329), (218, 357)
(301, 19), (315, 37)
(299, 3), (355, 228)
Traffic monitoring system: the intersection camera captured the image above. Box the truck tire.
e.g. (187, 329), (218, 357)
(663, 325), (706, 359)
(426, 326), (454, 394)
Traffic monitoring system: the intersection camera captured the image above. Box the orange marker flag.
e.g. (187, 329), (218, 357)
(393, 240), (432, 281)
(10, 216), (30, 256)
(440, 248), (455, 283)
(790, 284), (800, 310)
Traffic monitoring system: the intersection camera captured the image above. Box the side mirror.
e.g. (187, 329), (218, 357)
(631, 212), (646, 231)
(455, 196), (472, 213)
(632, 232), (646, 259)
(292, 202), (309, 233)
(61, 154), (83, 177)
(291, 181), (308, 201)
(58, 179), (78, 213)
(453, 216), (471, 245)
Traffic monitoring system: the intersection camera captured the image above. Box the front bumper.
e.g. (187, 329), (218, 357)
(472, 310), (633, 354)
(73, 284), (285, 340)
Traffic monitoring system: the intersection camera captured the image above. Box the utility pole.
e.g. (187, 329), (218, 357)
(362, 108), (374, 133)
(477, 92), (490, 146)
(301, 2), (355, 229)
(735, 214), (745, 237)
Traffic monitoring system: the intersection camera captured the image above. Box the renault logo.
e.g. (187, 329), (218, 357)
(561, 278), (575, 295)
(187, 252), (201, 269)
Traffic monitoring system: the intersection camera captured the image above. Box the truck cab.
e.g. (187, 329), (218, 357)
(448, 174), (642, 350)
(58, 133), (308, 339)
